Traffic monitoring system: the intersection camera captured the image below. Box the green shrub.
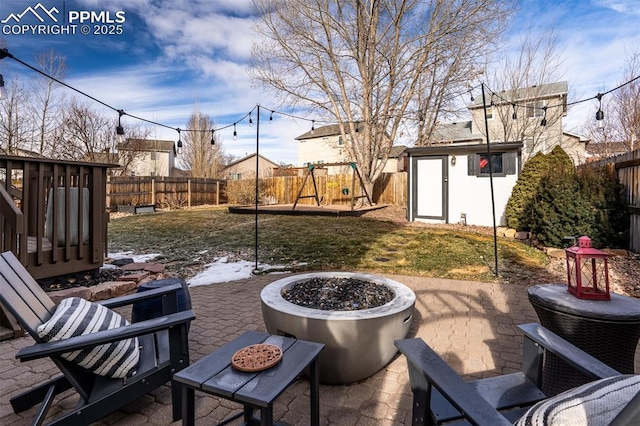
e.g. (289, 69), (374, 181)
(530, 171), (594, 247)
(529, 164), (628, 249)
(505, 147), (574, 231)
(507, 146), (628, 249)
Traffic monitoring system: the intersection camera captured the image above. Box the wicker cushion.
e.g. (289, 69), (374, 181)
(514, 375), (640, 425)
(37, 297), (139, 378)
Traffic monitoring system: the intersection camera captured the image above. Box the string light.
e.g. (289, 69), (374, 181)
(311, 120), (315, 134)
(0, 46), (637, 144)
(595, 93), (605, 128)
(233, 123), (237, 140)
(116, 109), (125, 143)
(176, 128), (182, 155)
(211, 129), (215, 145)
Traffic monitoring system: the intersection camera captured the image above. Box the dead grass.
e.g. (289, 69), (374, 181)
(108, 206), (557, 285)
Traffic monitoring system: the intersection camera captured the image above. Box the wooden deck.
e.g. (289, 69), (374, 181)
(228, 203), (387, 217)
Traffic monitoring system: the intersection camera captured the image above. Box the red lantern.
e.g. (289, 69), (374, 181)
(565, 236), (610, 300)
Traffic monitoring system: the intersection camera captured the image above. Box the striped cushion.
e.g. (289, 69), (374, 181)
(515, 375), (640, 425)
(37, 297), (139, 378)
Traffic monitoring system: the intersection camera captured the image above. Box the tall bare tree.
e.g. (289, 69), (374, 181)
(0, 75), (30, 155)
(485, 29), (567, 161)
(181, 107), (224, 178)
(30, 50), (66, 156)
(585, 45), (640, 154)
(251, 0), (515, 196)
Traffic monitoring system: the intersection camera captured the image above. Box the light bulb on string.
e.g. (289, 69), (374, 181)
(210, 129), (215, 145)
(176, 128), (183, 155)
(512, 104), (517, 120)
(595, 93), (605, 129)
(249, 112), (253, 127)
(116, 109), (125, 143)
(233, 123), (237, 141)
(540, 106), (547, 127)
(269, 111), (273, 123)
(311, 120), (315, 134)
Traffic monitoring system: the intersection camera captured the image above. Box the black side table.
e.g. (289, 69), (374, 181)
(528, 284), (640, 396)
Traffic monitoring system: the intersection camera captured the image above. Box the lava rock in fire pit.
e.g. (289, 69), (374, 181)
(281, 277), (394, 311)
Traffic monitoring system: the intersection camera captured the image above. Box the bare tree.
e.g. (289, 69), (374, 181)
(30, 50), (66, 156)
(0, 76), (31, 155)
(585, 46), (640, 154)
(55, 98), (115, 160)
(251, 0), (515, 195)
(485, 29), (567, 161)
(181, 107), (224, 178)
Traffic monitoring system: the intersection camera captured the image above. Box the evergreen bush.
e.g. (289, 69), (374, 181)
(506, 146), (628, 249)
(505, 146), (574, 231)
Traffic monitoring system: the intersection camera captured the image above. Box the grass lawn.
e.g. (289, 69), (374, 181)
(108, 206), (556, 284)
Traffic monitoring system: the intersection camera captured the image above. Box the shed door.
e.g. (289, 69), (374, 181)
(412, 156), (447, 220)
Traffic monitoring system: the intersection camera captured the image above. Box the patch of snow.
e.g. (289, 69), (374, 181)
(108, 251), (162, 263)
(188, 257), (289, 287)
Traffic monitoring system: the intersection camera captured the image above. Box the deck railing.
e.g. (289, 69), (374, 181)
(0, 155), (112, 280)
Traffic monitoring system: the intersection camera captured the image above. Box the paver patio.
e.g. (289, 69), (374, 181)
(2, 273), (638, 425)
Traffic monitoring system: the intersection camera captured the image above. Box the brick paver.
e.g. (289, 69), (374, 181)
(0, 273), (587, 425)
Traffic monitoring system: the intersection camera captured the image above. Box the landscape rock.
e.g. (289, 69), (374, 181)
(48, 287), (91, 305)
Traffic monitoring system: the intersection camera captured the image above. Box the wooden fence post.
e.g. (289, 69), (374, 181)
(188, 179), (192, 208)
(216, 181), (220, 205)
(151, 178), (156, 205)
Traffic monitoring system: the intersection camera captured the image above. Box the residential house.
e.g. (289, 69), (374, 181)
(222, 153), (279, 180)
(442, 81), (589, 165)
(116, 139), (177, 177)
(295, 123), (406, 174)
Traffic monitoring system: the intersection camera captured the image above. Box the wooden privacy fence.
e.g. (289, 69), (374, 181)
(107, 176), (227, 209)
(229, 172), (407, 206)
(584, 149), (640, 253)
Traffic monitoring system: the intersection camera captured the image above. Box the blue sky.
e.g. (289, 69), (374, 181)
(0, 0), (639, 165)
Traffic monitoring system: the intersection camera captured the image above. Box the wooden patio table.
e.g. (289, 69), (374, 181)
(173, 330), (323, 426)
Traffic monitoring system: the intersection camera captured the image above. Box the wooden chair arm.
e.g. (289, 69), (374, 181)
(97, 282), (183, 309)
(16, 310), (194, 361)
(395, 338), (512, 426)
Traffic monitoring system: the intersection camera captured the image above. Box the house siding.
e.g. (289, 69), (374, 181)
(407, 143), (521, 227)
(223, 154), (279, 180)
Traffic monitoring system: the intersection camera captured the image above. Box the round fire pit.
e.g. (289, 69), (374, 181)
(260, 272), (415, 384)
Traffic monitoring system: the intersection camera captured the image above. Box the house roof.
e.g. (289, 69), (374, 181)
(295, 123), (364, 140)
(388, 145), (408, 158)
(223, 153), (280, 169)
(430, 121), (485, 143)
(82, 152), (120, 165)
(117, 138), (176, 152)
(469, 81), (568, 109)
(586, 141), (629, 156)
(563, 131), (590, 143)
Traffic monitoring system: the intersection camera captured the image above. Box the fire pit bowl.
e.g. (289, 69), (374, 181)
(260, 272), (415, 384)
